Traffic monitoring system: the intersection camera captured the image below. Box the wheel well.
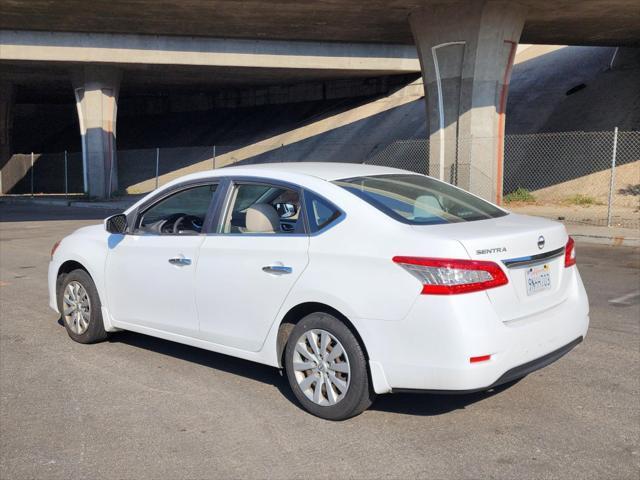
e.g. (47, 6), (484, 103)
(56, 261), (89, 294)
(276, 302), (369, 368)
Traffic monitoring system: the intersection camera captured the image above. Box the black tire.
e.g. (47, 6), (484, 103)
(57, 269), (108, 344)
(284, 312), (375, 420)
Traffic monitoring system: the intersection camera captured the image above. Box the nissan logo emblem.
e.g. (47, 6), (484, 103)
(537, 235), (545, 250)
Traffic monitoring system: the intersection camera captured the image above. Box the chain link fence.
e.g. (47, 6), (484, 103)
(503, 130), (639, 228)
(2, 130), (638, 228)
(366, 139), (430, 175)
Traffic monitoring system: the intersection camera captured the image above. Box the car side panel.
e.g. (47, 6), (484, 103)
(256, 200), (471, 368)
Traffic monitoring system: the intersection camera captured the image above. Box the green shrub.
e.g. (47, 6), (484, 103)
(504, 187), (536, 203)
(564, 194), (601, 206)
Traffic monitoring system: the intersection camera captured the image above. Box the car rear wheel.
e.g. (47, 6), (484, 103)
(284, 312), (375, 420)
(58, 269), (108, 344)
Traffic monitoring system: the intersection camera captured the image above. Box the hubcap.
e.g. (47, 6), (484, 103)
(62, 281), (91, 335)
(292, 329), (350, 406)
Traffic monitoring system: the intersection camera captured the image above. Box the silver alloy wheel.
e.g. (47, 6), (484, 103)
(292, 329), (351, 406)
(62, 281), (91, 335)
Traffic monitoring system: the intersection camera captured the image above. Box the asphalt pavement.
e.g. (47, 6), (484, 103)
(1, 204), (638, 479)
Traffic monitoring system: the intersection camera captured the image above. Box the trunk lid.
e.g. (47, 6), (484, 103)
(412, 213), (571, 322)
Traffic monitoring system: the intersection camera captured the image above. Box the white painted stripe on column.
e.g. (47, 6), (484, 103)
(431, 42), (465, 182)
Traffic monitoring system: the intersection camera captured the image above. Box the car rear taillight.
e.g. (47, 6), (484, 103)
(392, 256), (508, 295)
(564, 236), (576, 268)
(51, 240), (61, 259)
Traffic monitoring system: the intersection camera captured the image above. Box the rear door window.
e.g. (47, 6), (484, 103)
(221, 182), (304, 234)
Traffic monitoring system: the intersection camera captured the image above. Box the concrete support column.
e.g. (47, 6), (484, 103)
(410, 1), (525, 203)
(72, 66), (121, 198)
(0, 82), (14, 193)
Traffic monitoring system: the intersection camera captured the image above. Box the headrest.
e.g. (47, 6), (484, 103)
(245, 203), (280, 233)
(413, 194), (441, 219)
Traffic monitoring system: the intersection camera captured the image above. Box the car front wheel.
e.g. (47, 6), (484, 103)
(58, 269), (108, 344)
(284, 312), (375, 420)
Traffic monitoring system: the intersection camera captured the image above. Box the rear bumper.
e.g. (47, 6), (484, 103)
(362, 268), (589, 394)
(392, 336), (583, 394)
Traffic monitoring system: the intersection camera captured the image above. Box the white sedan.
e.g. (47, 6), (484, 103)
(48, 163), (589, 420)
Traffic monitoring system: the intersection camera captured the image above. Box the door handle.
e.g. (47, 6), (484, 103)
(262, 265), (292, 275)
(168, 256), (192, 266)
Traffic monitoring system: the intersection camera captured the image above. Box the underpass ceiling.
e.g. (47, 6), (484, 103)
(1, 1), (639, 46)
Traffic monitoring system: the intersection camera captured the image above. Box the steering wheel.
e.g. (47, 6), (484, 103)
(154, 213), (200, 234)
(171, 214), (203, 234)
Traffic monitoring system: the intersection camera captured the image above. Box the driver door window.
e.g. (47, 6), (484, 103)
(137, 184), (217, 235)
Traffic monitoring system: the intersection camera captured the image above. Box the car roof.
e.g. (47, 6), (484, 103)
(189, 162), (420, 182)
(127, 162), (427, 215)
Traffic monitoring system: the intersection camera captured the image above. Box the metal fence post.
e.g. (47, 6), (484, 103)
(64, 150), (68, 198)
(212, 145), (216, 169)
(30, 152), (34, 197)
(155, 147), (160, 190)
(607, 127), (619, 227)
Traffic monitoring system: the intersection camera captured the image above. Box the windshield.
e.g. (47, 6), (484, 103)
(333, 174), (507, 225)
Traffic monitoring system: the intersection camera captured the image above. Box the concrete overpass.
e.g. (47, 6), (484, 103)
(1, 0), (639, 199)
(2, 0), (638, 46)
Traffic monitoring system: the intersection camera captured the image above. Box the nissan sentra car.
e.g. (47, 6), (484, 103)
(49, 163), (589, 420)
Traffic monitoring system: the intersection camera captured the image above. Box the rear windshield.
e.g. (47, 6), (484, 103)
(333, 174), (507, 225)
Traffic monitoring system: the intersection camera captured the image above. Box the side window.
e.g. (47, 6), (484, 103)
(304, 191), (341, 233)
(222, 182), (303, 234)
(137, 184), (217, 235)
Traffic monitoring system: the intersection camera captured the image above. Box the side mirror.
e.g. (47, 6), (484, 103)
(275, 203), (297, 219)
(105, 213), (128, 234)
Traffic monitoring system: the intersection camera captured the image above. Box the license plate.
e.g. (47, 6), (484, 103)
(526, 264), (552, 296)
